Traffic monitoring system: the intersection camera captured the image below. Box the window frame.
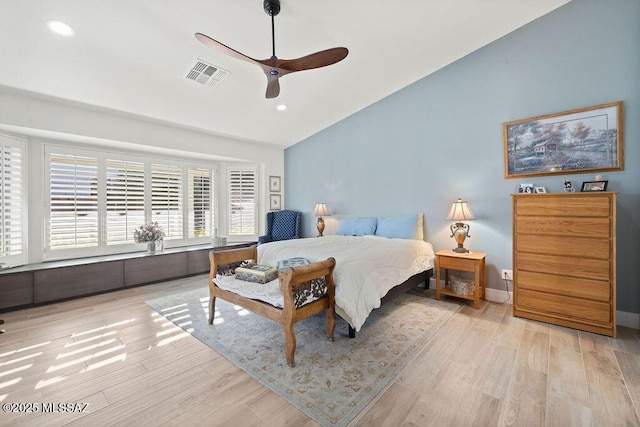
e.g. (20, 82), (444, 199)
(226, 163), (258, 241)
(0, 133), (27, 267)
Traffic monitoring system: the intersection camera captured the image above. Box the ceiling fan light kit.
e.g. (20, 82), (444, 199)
(196, 0), (348, 98)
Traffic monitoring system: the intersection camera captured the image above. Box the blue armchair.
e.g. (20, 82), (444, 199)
(258, 210), (302, 244)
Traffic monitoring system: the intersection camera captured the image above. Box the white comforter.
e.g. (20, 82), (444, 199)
(258, 235), (435, 331)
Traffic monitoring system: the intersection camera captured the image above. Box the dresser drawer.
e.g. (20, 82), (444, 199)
(515, 195), (611, 217)
(516, 235), (610, 259)
(517, 289), (611, 323)
(516, 252), (609, 281)
(517, 270), (610, 302)
(516, 216), (610, 238)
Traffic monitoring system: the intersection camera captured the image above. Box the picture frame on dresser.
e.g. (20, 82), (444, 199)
(581, 180), (608, 192)
(503, 101), (623, 178)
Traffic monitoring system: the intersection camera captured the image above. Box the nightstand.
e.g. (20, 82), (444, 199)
(435, 249), (486, 309)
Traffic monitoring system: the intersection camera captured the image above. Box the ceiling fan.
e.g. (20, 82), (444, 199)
(195, 0), (348, 99)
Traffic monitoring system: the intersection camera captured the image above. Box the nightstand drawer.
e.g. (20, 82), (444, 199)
(517, 289), (611, 323)
(438, 255), (477, 271)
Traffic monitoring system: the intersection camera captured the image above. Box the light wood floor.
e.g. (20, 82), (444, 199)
(1, 276), (639, 426)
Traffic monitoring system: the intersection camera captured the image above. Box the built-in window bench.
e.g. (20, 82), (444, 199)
(0, 242), (256, 312)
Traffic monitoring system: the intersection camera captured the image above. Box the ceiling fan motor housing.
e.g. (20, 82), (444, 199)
(263, 0), (281, 17)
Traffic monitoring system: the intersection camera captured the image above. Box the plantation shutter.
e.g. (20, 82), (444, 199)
(106, 159), (145, 244)
(188, 167), (213, 238)
(227, 168), (256, 236)
(151, 163), (183, 240)
(49, 153), (99, 249)
(0, 136), (25, 265)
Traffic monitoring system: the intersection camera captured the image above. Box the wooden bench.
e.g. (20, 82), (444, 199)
(208, 246), (336, 367)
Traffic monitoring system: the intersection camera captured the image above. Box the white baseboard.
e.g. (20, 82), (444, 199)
(428, 278), (638, 328)
(617, 311), (640, 329)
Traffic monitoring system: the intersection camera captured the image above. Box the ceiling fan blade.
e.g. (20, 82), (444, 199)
(195, 33), (259, 66)
(275, 47), (349, 72)
(265, 73), (280, 99)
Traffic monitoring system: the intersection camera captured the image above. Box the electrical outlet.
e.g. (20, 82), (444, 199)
(501, 269), (513, 281)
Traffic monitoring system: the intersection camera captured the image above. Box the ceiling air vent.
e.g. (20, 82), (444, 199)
(185, 59), (230, 88)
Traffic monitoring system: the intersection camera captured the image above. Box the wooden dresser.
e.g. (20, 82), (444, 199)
(512, 192), (616, 337)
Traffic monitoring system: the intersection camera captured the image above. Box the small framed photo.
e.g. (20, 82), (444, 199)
(269, 194), (281, 210)
(535, 186), (547, 193)
(519, 183), (534, 194)
(581, 180), (608, 192)
(269, 176), (281, 192)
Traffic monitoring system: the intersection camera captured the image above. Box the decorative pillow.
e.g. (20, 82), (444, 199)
(336, 217), (377, 236)
(277, 257), (311, 273)
(375, 214), (424, 240)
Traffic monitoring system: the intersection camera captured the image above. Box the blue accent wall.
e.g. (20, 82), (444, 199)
(285, 0), (640, 313)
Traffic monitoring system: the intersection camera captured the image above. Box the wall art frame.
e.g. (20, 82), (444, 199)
(503, 101), (623, 179)
(269, 175), (281, 192)
(269, 194), (281, 211)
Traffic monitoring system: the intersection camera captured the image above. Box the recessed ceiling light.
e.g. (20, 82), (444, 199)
(276, 104), (287, 111)
(47, 20), (75, 37)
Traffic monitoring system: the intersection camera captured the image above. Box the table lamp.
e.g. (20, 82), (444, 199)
(313, 203), (331, 237)
(446, 198), (476, 253)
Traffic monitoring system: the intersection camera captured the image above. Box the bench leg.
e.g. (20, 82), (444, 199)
(284, 321), (296, 368)
(325, 308), (336, 342)
(208, 296), (216, 325)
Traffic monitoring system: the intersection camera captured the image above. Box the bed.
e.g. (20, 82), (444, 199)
(258, 234), (435, 333)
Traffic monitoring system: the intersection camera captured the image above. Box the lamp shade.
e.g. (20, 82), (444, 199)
(313, 203), (331, 216)
(446, 198), (476, 221)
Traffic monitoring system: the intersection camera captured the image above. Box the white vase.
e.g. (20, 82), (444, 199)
(147, 241), (156, 254)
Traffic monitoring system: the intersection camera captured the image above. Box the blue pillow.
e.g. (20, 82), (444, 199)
(336, 217), (377, 236)
(375, 215), (420, 239)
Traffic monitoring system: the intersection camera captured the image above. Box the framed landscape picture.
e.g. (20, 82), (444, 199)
(503, 101), (623, 178)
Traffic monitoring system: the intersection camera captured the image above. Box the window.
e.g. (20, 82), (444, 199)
(49, 153), (99, 250)
(44, 144), (257, 260)
(151, 163), (183, 240)
(188, 167), (214, 238)
(228, 167), (257, 237)
(106, 159), (145, 245)
(0, 134), (26, 266)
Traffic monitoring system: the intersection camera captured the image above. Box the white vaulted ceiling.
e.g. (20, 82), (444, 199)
(0, 0), (571, 147)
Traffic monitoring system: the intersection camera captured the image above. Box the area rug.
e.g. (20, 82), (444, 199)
(146, 288), (460, 426)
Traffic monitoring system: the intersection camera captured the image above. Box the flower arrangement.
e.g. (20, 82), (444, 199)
(133, 221), (165, 243)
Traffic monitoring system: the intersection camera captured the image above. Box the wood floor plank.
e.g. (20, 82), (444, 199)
(498, 364), (547, 426)
(516, 328), (549, 374)
(547, 327), (590, 406)
(615, 349), (640, 402)
(352, 382), (418, 426)
(579, 330), (622, 378)
(585, 369), (640, 426)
